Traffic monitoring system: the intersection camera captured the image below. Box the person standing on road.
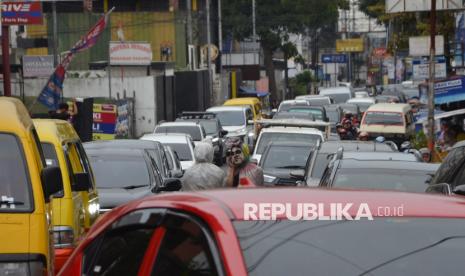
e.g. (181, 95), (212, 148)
(225, 137), (264, 187)
(181, 142), (226, 191)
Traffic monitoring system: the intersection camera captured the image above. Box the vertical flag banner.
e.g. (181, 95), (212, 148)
(38, 8), (113, 109)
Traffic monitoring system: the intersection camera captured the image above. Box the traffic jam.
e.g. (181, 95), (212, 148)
(2, 84), (465, 275)
(2, 0), (465, 276)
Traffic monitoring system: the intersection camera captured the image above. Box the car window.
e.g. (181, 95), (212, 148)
(256, 133), (321, 154)
(0, 133), (32, 211)
(88, 153), (151, 189)
(262, 146), (312, 170)
(75, 142), (97, 190)
(363, 112), (403, 126)
(66, 143), (85, 174)
(151, 214), (219, 276)
(165, 143), (193, 161)
(42, 143), (58, 167)
(82, 209), (163, 275)
(246, 109), (253, 121)
(212, 111), (245, 126)
(310, 153), (331, 179)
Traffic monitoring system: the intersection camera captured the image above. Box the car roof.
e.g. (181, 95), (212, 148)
(0, 97), (34, 134)
(119, 188), (465, 220)
(83, 139), (163, 150)
(207, 106), (248, 112)
(319, 141), (394, 152)
(339, 159), (438, 171)
(141, 133), (191, 143)
(366, 103), (410, 112)
(267, 141), (317, 148)
(85, 147), (146, 158)
(281, 99), (310, 104)
(347, 98), (376, 104)
(260, 127), (324, 135)
(223, 98), (260, 105)
(341, 151), (420, 162)
(319, 87), (351, 94)
(157, 121), (200, 127)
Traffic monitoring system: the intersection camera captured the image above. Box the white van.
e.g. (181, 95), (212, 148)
(360, 103), (415, 144)
(319, 87), (353, 104)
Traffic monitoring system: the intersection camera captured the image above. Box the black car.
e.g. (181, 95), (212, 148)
(319, 150), (438, 193)
(299, 141), (396, 186)
(259, 141), (316, 186)
(429, 141), (465, 196)
(85, 148), (181, 212)
(176, 112), (228, 165)
(84, 139), (173, 180)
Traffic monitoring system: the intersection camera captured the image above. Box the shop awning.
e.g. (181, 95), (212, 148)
(239, 86), (269, 97)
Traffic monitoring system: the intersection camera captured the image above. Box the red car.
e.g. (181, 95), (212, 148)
(59, 188), (465, 276)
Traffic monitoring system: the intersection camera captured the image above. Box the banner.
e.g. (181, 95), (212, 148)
(1, 2), (43, 25)
(37, 9), (113, 109)
(93, 104), (117, 140)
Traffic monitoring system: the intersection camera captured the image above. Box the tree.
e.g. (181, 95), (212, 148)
(222, 0), (343, 101)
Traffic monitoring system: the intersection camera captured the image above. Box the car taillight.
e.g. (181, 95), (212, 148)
(0, 262), (45, 276)
(53, 226), (75, 248)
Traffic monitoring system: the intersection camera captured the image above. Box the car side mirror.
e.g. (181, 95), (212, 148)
(41, 166), (64, 203)
(154, 178), (182, 193)
(453, 184), (465, 196)
(171, 169), (184, 178)
(220, 129), (228, 137)
(290, 169), (305, 181)
(426, 183), (452, 195)
(72, 172), (92, 192)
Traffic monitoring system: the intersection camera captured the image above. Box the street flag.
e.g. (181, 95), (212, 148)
(37, 8), (113, 109)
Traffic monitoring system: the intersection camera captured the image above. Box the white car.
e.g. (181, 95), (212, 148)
(294, 95), (333, 106)
(319, 87), (353, 104)
(153, 121), (206, 144)
(141, 133), (196, 171)
(252, 127), (324, 164)
(206, 106), (255, 146)
(346, 97), (377, 113)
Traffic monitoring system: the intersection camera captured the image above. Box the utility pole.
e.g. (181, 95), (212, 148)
(218, 0), (223, 101)
(52, 0), (59, 67)
(428, 0), (436, 153)
(206, 0), (212, 101)
(2, 25), (11, 96)
(187, 0), (193, 45)
(252, 0), (256, 41)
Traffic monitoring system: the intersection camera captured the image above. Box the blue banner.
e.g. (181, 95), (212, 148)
(37, 65), (65, 110)
(434, 77), (465, 105)
(321, 54), (347, 64)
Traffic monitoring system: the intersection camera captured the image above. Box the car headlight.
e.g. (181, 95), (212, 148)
(264, 174), (277, 183)
(212, 137), (219, 143)
(53, 226), (75, 248)
(88, 202), (100, 215)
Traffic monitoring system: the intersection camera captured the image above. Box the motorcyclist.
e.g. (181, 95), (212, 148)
(181, 142), (226, 191)
(225, 137), (264, 187)
(358, 131), (369, 141)
(339, 119), (357, 140)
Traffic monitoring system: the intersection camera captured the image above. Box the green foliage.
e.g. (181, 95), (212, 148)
(290, 71), (313, 96)
(412, 130), (428, 149)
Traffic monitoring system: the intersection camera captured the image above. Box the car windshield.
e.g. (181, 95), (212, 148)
(364, 112), (404, 125)
(256, 133), (321, 154)
(310, 153), (331, 179)
(199, 120), (218, 135)
(0, 134), (32, 211)
(333, 169), (432, 192)
(325, 93), (350, 103)
(234, 219), (465, 276)
(212, 111), (245, 127)
(326, 109), (340, 122)
(88, 154), (151, 189)
(155, 126), (202, 141)
(164, 143), (192, 161)
(262, 145), (312, 169)
(288, 108), (324, 120)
